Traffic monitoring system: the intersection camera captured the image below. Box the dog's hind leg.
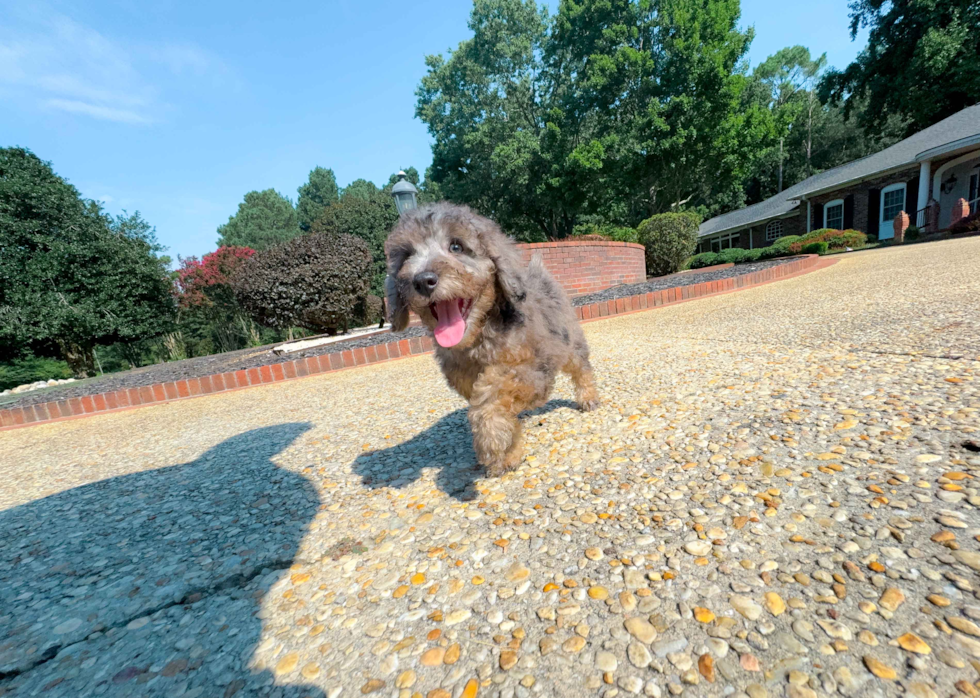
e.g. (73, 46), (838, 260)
(563, 352), (600, 412)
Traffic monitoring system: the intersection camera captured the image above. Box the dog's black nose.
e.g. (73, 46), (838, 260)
(413, 271), (439, 296)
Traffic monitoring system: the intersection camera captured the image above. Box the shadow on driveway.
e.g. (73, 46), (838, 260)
(0, 423), (325, 697)
(352, 399), (579, 500)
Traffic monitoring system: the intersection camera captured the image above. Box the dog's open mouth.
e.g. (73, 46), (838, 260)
(430, 298), (472, 348)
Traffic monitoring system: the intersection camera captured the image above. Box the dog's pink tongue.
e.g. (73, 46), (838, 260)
(433, 300), (466, 347)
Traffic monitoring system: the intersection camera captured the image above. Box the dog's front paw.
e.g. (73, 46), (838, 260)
(578, 393), (600, 412)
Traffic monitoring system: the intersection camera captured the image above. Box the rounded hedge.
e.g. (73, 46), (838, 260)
(233, 232), (373, 335)
(637, 212), (701, 277)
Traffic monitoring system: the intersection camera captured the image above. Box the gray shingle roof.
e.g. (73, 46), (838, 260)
(700, 103), (980, 238)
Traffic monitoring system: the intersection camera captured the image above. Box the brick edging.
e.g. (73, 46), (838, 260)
(0, 255), (826, 431)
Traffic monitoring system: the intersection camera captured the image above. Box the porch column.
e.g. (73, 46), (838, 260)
(917, 160), (931, 228)
(806, 200), (812, 233)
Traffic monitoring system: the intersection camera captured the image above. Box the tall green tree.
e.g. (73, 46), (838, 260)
(297, 166), (340, 230)
(216, 189), (300, 250)
(0, 148), (175, 376)
(417, 0), (767, 239)
(820, 0), (980, 135)
(341, 179), (381, 202)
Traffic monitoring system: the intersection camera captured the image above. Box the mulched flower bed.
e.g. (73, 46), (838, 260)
(2, 257), (796, 410)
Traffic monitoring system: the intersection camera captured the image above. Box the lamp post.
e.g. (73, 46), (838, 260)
(391, 171), (419, 215)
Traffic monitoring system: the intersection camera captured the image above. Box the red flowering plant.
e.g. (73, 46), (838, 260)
(174, 246), (256, 353)
(176, 246), (255, 308)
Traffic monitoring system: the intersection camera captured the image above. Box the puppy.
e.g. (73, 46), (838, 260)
(385, 203), (599, 476)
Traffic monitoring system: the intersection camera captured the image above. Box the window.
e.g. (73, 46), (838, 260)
(824, 199), (844, 230)
(709, 232), (740, 252)
(880, 183), (906, 225)
(765, 220), (784, 241)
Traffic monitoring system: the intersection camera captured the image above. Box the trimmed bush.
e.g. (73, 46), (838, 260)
(637, 212), (701, 276)
(687, 252), (721, 269)
(761, 235), (802, 259)
(233, 232), (373, 335)
(0, 356), (73, 392)
(904, 225), (921, 241)
(801, 241), (829, 255)
(789, 228), (866, 253)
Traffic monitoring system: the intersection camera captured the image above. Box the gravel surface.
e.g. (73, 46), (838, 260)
(571, 259), (795, 305)
(2, 261), (793, 411)
(2, 238), (980, 698)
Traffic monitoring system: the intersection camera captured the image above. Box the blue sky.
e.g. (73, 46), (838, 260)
(1, 0), (868, 262)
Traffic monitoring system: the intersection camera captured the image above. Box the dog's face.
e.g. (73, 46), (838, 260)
(384, 204), (525, 349)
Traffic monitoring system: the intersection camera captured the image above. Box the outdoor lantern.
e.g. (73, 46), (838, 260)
(391, 171), (419, 215)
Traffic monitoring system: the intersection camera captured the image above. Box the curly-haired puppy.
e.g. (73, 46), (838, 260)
(385, 203), (599, 476)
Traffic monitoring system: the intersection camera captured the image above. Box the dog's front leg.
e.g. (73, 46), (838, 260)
(468, 367), (532, 476)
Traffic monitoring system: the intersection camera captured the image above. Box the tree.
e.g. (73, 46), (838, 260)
(341, 179), (381, 202)
(313, 188), (398, 296)
(0, 148), (176, 376)
(176, 246), (257, 353)
(297, 167), (339, 231)
(820, 0), (980, 135)
(216, 189), (300, 250)
(416, 0), (765, 239)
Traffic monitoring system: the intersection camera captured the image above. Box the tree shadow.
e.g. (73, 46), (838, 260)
(0, 423), (325, 698)
(353, 398), (579, 500)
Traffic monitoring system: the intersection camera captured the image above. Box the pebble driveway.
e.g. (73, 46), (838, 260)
(1, 238), (979, 698)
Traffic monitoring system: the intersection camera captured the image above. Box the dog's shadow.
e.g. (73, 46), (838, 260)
(353, 399), (578, 500)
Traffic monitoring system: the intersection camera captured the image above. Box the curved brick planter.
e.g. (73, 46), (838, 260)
(516, 240), (646, 297)
(0, 255), (831, 430)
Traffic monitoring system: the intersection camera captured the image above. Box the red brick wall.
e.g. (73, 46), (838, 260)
(515, 241), (646, 297)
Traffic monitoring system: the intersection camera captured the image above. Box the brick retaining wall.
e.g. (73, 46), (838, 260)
(515, 241), (646, 297)
(0, 255), (828, 430)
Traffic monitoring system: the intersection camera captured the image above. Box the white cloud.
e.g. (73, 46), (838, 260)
(44, 99), (152, 124)
(0, 5), (225, 124)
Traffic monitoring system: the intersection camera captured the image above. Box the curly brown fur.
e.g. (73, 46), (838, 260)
(385, 203), (599, 476)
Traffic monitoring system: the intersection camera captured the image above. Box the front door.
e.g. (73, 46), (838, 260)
(970, 172), (979, 214)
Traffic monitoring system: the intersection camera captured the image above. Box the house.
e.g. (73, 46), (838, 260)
(698, 104), (980, 252)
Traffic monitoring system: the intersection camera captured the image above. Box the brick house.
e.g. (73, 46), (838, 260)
(698, 104), (980, 252)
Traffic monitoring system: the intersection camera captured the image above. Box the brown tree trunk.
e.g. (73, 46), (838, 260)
(57, 340), (96, 378)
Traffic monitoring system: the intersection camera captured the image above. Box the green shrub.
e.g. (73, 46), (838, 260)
(637, 212), (701, 276)
(571, 220), (639, 244)
(790, 229), (865, 253)
(234, 232), (373, 335)
(904, 225), (921, 241)
(761, 235), (802, 259)
(687, 252), (720, 269)
(0, 356), (73, 391)
(801, 241), (829, 255)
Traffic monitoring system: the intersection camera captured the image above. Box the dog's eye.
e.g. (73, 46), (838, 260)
(449, 240), (464, 254)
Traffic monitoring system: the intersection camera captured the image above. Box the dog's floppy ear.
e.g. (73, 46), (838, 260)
(475, 215), (526, 307)
(385, 274), (409, 332)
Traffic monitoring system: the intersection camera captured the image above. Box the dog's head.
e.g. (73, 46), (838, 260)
(384, 203), (526, 349)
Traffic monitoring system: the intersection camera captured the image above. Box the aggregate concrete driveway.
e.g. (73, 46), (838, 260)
(2, 238), (979, 698)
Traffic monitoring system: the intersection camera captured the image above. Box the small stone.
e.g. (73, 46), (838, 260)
(585, 547), (604, 561)
(540, 637), (558, 655)
(596, 651), (618, 672)
(361, 679), (385, 694)
(461, 678), (479, 698)
(621, 643), (649, 671)
(730, 595), (762, 621)
(740, 654), (760, 672)
(444, 644), (461, 664)
(697, 654), (715, 682)
(499, 650), (518, 671)
(684, 541), (711, 556)
(444, 609), (471, 626)
(693, 607), (715, 623)
(947, 617), (980, 637)
(862, 655), (896, 680)
(878, 587), (905, 612)
(619, 676), (644, 694)
(624, 617), (657, 644)
(589, 586), (609, 600)
(563, 636), (587, 653)
(764, 592), (786, 616)
(746, 684), (768, 698)
(927, 594), (951, 607)
(421, 648), (446, 666)
(275, 652), (299, 676)
(907, 682), (939, 698)
(395, 670), (417, 688)
(897, 633), (931, 654)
